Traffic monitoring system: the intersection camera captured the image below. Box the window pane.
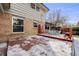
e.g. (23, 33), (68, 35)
(13, 18), (17, 25)
(13, 26), (24, 32)
(13, 17), (24, 32)
(13, 19), (23, 25)
(33, 22), (38, 27)
(17, 19), (23, 25)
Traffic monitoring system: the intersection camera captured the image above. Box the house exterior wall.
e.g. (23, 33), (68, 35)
(0, 13), (12, 41)
(6, 3), (46, 21)
(24, 18), (38, 36)
(0, 13), (12, 35)
(0, 3), (48, 41)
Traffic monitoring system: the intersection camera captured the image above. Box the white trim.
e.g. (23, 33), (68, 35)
(12, 16), (24, 33)
(33, 20), (39, 28)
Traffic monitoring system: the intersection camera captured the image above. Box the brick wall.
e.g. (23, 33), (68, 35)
(0, 13), (12, 42)
(0, 13), (45, 42)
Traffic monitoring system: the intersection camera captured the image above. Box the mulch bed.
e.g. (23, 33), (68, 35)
(8, 36), (26, 46)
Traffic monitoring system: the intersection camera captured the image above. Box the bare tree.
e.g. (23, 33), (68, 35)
(48, 9), (68, 27)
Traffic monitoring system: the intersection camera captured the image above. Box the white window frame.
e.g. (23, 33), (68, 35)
(12, 16), (24, 33)
(33, 20), (39, 28)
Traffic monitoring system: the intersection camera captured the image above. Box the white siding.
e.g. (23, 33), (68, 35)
(6, 3), (46, 21)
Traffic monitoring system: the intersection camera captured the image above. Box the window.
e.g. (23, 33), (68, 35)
(30, 3), (40, 11)
(12, 16), (24, 32)
(31, 3), (35, 9)
(33, 21), (38, 27)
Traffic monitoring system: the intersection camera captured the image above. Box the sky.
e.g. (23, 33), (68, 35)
(44, 3), (79, 25)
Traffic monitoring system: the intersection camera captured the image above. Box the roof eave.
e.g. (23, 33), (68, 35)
(41, 3), (49, 12)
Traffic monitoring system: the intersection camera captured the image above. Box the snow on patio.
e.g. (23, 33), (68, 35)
(7, 35), (72, 56)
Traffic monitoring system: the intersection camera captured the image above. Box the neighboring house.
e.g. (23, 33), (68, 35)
(45, 22), (61, 31)
(0, 3), (49, 41)
(45, 22), (62, 34)
(45, 22), (53, 30)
